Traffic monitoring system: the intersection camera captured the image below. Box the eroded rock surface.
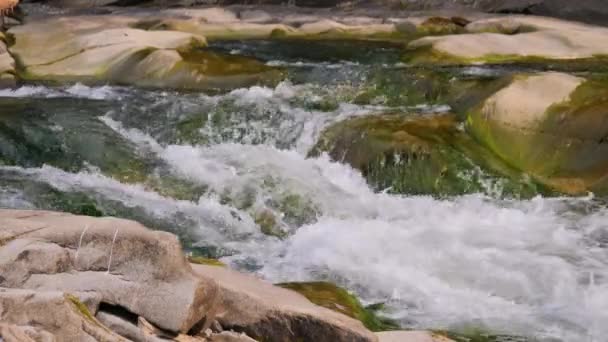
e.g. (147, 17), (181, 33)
(0, 209), (389, 342)
(0, 33), (15, 87)
(192, 264), (378, 342)
(0, 209), (216, 333)
(8, 15), (281, 89)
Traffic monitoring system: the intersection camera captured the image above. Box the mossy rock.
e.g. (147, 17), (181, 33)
(417, 17), (466, 36)
(188, 255), (226, 267)
(467, 72), (608, 195)
(441, 328), (532, 342)
(311, 113), (545, 197)
(277, 281), (399, 332)
(65, 294), (98, 324)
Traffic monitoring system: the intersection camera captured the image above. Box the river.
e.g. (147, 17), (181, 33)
(0, 40), (606, 342)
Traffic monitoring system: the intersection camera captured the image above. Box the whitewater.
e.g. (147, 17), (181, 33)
(1, 41), (607, 342)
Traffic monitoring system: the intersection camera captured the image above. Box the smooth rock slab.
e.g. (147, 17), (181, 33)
(408, 16), (608, 63)
(0, 209), (217, 333)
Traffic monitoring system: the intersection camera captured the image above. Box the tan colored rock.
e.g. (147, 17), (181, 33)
(239, 10), (274, 23)
(479, 72), (584, 130)
(192, 264), (377, 342)
(163, 7), (240, 24)
(376, 331), (455, 342)
(0, 209), (218, 334)
(8, 15), (281, 90)
(467, 72), (608, 194)
(408, 16), (608, 63)
(131, 8), (399, 41)
(10, 19), (206, 80)
(0, 287), (127, 342)
(0, 324), (39, 342)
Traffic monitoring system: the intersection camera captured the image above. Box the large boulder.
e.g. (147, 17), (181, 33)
(0, 209), (217, 333)
(467, 72), (608, 194)
(407, 16), (608, 65)
(192, 264), (378, 342)
(276, 281), (399, 332)
(8, 15), (281, 90)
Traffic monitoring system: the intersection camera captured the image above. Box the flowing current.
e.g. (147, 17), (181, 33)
(1, 40), (607, 342)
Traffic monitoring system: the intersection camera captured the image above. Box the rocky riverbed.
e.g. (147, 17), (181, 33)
(1, 2), (608, 342)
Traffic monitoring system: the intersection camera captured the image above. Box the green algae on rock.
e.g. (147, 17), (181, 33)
(187, 255), (226, 267)
(277, 281), (399, 332)
(311, 113), (545, 197)
(405, 16), (608, 67)
(467, 72), (608, 195)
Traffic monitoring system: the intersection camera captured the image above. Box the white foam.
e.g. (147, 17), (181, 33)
(0, 164), (259, 244)
(0, 83), (122, 100)
(3, 137), (607, 340)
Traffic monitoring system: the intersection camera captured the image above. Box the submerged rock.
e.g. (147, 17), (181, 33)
(8, 15), (282, 90)
(406, 16), (608, 66)
(467, 72), (608, 194)
(311, 113), (543, 197)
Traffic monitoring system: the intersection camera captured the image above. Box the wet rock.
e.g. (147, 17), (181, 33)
(8, 15), (281, 90)
(467, 72), (608, 194)
(311, 113), (543, 197)
(0, 209), (218, 333)
(407, 16), (608, 64)
(192, 264), (378, 342)
(0, 287), (127, 341)
(277, 281), (399, 331)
